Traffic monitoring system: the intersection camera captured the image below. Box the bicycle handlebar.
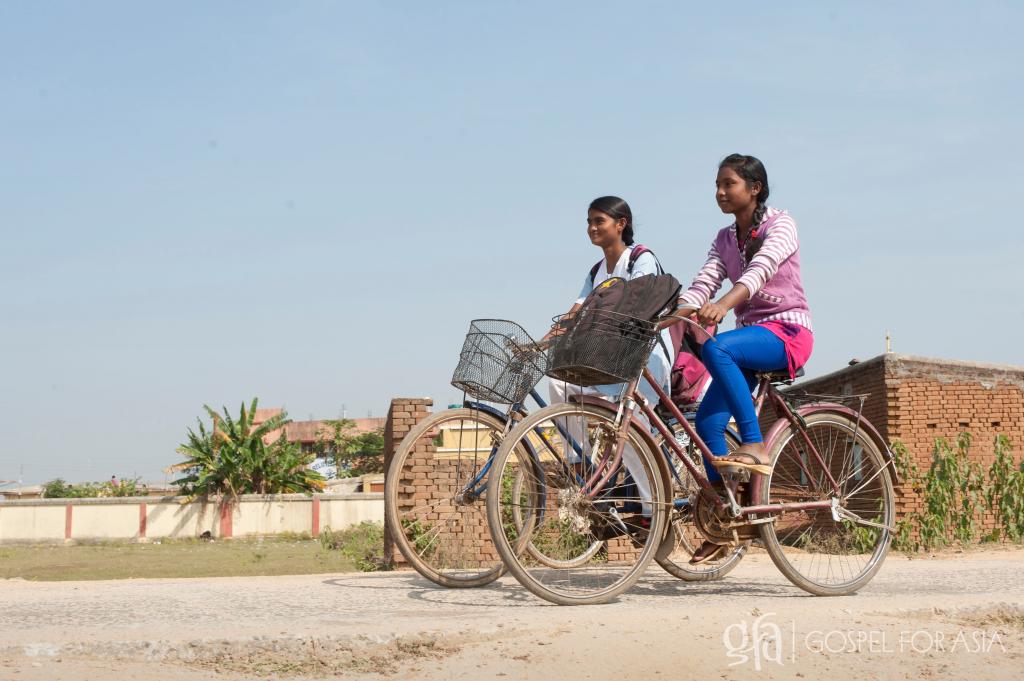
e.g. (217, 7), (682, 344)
(654, 304), (699, 330)
(655, 304), (716, 343)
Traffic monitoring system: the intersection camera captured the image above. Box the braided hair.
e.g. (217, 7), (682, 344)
(719, 154), (769, 260)
(589, 196), (635, 246)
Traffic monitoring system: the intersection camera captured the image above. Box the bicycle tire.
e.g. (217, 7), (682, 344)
(385, 406), (594, 586)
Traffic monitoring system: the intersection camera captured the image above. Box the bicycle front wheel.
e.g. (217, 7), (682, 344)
(758, 411), (895, 596)
(385, 407), (508, 587)
(486, 401), (668, 605)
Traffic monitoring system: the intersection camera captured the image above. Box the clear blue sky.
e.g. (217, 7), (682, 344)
(2, 1), (1021, 484)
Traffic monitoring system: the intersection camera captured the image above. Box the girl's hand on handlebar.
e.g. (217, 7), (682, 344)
(698, 301), (729, 325)
(655, 305), (698, 330)
(507, 337), (546, 353)
(542, 303), (581, 342)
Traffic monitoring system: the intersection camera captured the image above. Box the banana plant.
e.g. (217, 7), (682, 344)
(170, 398), (325, 502)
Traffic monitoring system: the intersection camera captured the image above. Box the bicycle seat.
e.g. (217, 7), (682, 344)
(757, 367), (804, 385)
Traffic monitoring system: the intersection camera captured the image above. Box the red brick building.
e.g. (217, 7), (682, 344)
(789, 353), (1022, 461)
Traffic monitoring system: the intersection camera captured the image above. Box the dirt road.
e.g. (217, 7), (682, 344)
(2, 547), (1023, 680)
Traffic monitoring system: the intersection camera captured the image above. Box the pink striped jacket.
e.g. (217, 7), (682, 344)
(679, 206), (812, 330)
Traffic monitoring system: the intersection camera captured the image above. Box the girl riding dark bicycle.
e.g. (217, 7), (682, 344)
(679, 154), (814, 562)
(547, 196), (674, 524)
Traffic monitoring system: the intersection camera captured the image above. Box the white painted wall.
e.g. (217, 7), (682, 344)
(319, 495), (385, 533)
(0, 505), (66, 541)
(234, 498), (313, 537)
(72, 504), (140, 540)
(146, 501), (220, 539)
(0, 494), (383, 543)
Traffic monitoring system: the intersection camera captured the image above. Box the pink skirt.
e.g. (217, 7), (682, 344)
(758, 321), (814, 379)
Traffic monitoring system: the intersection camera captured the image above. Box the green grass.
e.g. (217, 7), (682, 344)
(0, 536), (362, 581)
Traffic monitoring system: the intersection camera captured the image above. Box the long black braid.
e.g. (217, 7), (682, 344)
(745, 200), (768, 261)
(719, 154), (770, 261)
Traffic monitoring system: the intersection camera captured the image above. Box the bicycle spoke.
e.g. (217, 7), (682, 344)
(840, 460), (889, 500)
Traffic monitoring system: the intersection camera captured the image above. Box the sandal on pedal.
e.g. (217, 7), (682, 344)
(689, 540), (725, 565)
(711, 444), (772, 476)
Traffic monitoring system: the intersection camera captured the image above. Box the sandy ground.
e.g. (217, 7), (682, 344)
(1, 547), (1023, 681)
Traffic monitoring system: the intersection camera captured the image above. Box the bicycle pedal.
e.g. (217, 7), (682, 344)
(721, 521), (760, 541)
(723, 470), (750, 484)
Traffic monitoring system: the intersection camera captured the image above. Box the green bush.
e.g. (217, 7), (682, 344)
(892, 434), (1019, 552)
(314, 420), (386, 476)
(42, 477), (145, 498)
(400, 518), (436, 559)
(318, 522), (388, 572)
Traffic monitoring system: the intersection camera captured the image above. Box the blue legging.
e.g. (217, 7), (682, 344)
(696, 325), (787, 483)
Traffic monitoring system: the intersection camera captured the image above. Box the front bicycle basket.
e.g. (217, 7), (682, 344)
(546, 309), (658, 386)
(451, 319), (548, 404)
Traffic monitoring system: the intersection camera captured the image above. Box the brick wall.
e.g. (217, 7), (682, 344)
(391, 454), (500, 569)
(383, 398), (641, 568)
(384, 354), (1024, 566)
(794, 354), (1024, 537)
(382, 398), (432, 566)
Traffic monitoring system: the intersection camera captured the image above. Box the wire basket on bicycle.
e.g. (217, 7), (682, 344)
(451, 319), (548, 404)
(546, 309), (659, 386)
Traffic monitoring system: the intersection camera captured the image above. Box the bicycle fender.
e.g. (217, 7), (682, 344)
(763, 403), (900, 485)
(567, 394), (676, 497)
(462, 400), (511, 422)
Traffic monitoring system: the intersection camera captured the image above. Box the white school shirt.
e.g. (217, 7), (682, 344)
(575, 246), (674, 396)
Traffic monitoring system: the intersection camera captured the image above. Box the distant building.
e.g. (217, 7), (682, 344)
(252, 408), (385, 458)
(433, 419), (558, 459)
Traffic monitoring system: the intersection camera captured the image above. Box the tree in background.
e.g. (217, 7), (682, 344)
(42, 477), (145, 498)
(170, 398), (325, 501)
(315, 419), (386, 476)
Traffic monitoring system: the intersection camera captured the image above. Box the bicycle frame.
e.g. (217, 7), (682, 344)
(458, 387), (589, 499)
(645, 368), (842, 516)
(455, 383), (712, 503)
(575, 366), (851, 522)
(456, 388), (541, 500)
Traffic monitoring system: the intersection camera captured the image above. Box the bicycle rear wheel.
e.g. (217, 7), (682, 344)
(515, 471), (605, 568)
(758, 411), (895, 596)
(486, 401), (668, 605)
(385, 407), (509, 587)
(654, 426), (747, 581)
